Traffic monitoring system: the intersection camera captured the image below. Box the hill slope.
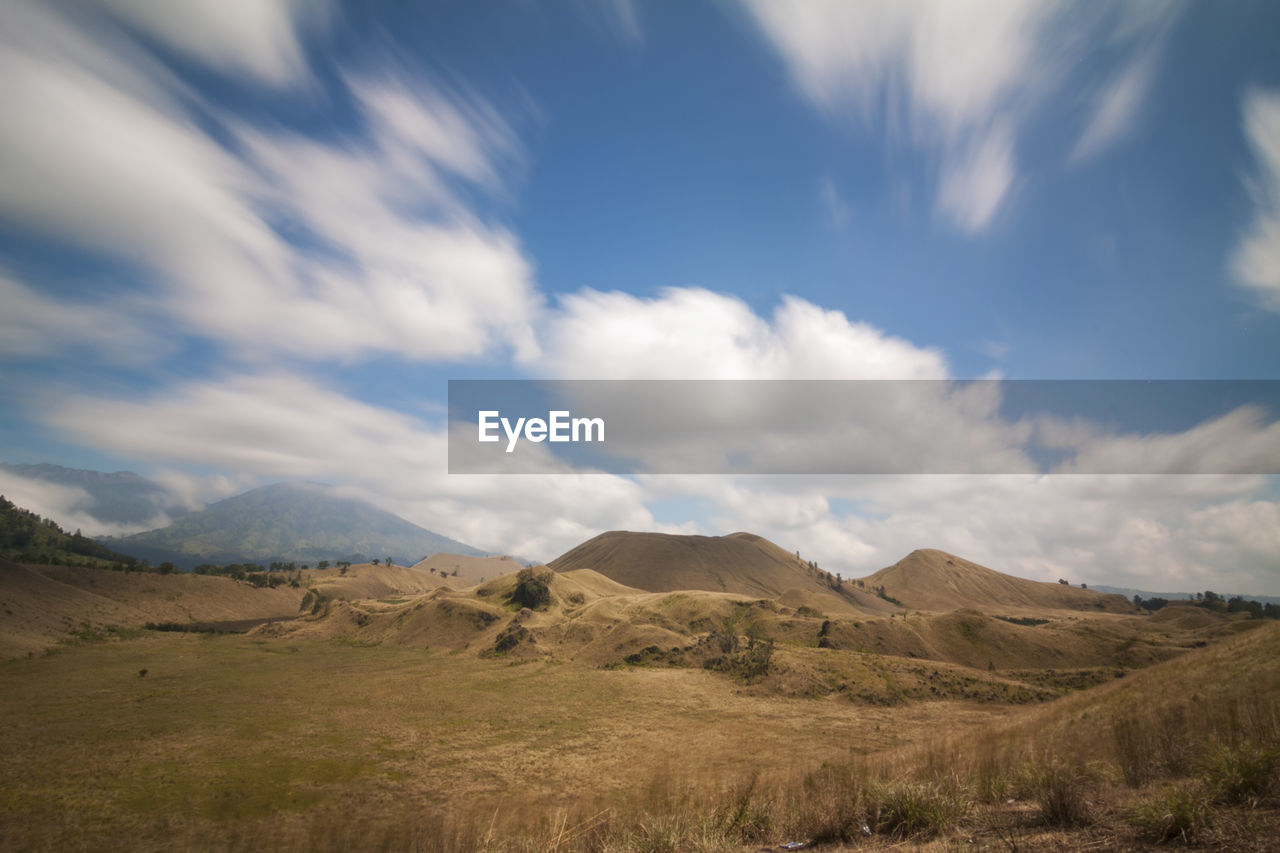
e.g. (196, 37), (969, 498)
(0, 559), (304, 658)
(861, 548), (1136, 613)
(105, 482), (485, 569)
(410, 553), (525, 586)
(548, 530), (890, 615)
(0, 496), (142, 568)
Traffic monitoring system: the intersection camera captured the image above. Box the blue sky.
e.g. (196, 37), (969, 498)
(1, 1), (1279, 593)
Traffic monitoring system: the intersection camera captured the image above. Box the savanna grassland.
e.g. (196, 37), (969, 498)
(0, 631), (1010, 851)
(1, 539), (1278, 852)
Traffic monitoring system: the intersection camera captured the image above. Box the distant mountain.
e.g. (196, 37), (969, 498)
(0, 495), (141, 568)
(0, 462), (185, 527)
(860, 549), (1136, 613)
(102, 482), (486, 569)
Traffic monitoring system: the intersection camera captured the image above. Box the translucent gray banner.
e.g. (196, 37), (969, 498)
(447, 380), (1280, 475)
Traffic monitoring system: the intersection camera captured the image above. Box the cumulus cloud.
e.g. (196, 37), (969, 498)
(1231, 88), (1280, 312)
(660, 472), (1279, 595)
(530, 288), (948, 379)
(738, 0), (1176, 232)
(0, 0), (541, 365)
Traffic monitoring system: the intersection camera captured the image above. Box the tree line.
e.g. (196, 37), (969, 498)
(1133, 590), (1280, 620)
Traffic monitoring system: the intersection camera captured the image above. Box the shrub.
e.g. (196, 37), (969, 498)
(508, 568), (552, 610)
(490, 623), (531, 654)
(1127, 783), (1211, 844)
(1199, 740), (1279, 806)
(300, 588), (331, 616)
(1029, 761), (1092, 826)
(866, 780), (965, 838)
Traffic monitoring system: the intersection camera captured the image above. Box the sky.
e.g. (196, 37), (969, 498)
(1, 0), (1279, 594)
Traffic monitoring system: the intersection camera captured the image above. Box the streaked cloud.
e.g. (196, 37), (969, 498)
(97, 0), (329, 88)
(1231, 87), (1280, 312)
(738, 0), (1177, 232)
(0, 271), (166, 363)
(1069, 47), (1158, 164)
(0, 0), (541, 365)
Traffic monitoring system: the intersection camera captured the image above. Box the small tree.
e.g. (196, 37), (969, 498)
(371, 558), (380, 566)
(509, 567), (551, 610)
(317, 560), (329, 569)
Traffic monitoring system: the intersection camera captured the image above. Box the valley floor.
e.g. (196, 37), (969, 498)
(2, 625), (1278, 852)
(0, 632), (1006, 851)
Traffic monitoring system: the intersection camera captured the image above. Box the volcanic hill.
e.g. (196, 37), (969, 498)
(860, 548), (1137, 613)
(547, 530), (891, 615)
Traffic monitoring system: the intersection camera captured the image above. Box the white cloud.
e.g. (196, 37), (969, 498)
(936, 122), (1017, 233)
(819, 176), (852, 229)
(37, 365), (1280, 591)
(96, 0), (328, 88)
(0, 469), (168, 537)
(1052, 406), (1280, 475)
(1069, 47), (1158, 164)
(0, 272), (165, 363)
(38, 372), (661, 561)
(530, 288), (948, 379)
(738, 0), (1176, 233)
(1231, 88), (1280, 312)
(0, 0), (542, 365)
(663, 472), (1280, 595)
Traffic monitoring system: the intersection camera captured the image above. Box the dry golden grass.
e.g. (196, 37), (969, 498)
(3, 547), (1276, 851)
(548, 530), (888, 615)
(409, 553), (526, 586)
(861, 548), (1136, 614)
(0, 632), (1012, 852)
(0, 560), (304, 658)
(2, 622), (1275, 851)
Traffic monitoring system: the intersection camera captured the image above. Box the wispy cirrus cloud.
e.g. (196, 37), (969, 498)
(0, 0), (541, 366)
(737, 0), (1179, 233)
(96, 0), (329, 88)
(1231, 87), (1280, 312)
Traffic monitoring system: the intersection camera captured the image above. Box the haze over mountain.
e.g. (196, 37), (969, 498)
(0, 463), (186, 528)
(102, 482), (486, 569)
